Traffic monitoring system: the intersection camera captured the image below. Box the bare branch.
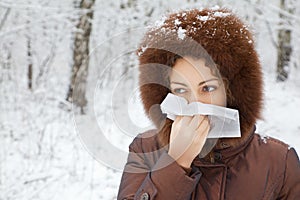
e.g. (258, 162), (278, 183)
(35, 42), (57, 87)
(265, 20), (278, 48)
(24, 176), (51, 185)
(0, 7), (11, 31)
(0, 11), (84, 38)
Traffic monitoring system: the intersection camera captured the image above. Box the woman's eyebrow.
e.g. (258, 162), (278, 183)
(170, 78), (218, 87)
(198, 78), (219, 86)
(170, 81), (188, 86)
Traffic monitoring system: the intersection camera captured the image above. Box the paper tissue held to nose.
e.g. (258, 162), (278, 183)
(160, 93), (241, 138)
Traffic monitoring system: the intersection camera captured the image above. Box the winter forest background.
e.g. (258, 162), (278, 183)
(1, 0), (300, 199)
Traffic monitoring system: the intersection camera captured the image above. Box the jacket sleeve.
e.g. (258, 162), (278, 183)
(117, 137), (201, 200)
(277, 148), (300, 199)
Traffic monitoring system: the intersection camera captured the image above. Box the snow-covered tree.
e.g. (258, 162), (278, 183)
(276, 0), (295, 81)
(66, 0), (96, 113)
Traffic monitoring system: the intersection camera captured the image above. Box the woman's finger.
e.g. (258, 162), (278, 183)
(195, 117), (210, 135)
(182, 115), (193, 123)
(171, 116), (191, 136)
(189, 114), (203, 129)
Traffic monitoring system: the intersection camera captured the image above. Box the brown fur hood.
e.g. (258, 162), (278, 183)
(137, 8), (263, 148)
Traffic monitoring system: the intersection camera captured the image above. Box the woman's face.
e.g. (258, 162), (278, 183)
(169, 56), (226, 106)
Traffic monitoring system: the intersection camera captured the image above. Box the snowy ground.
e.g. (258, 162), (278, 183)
(256, 72), (300, 153)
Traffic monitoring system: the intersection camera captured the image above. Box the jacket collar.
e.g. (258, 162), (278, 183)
(194, 126), (256, 165)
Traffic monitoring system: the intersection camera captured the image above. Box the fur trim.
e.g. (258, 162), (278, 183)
(138, 8), (263, 148)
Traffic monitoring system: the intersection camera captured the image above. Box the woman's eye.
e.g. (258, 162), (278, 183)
(202, 85), (217, 92)
(173, 88), (187, 94)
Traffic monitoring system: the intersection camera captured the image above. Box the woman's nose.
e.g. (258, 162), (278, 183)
(188, 93), (202, 103)
(188, 92), (210, 104)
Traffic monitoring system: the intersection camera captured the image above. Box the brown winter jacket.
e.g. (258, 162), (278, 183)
(117, 8), (300, 200)
(117, 127), (300, 200)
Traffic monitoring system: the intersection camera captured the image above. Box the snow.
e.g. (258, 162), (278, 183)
(213, 11), (230, 18)
(211, 5), (221, 10)
(174, 19), (181, 25)
(1, 0), (300, 199)
(154, 15), (167, 28)
(197, 15), (210, 21)
(256, 73), (300, 151)
(177, 26), (187, 40)
(196, 11), (230, 22)
(137, 45), (148, 56)
(258, 134), (270, 144)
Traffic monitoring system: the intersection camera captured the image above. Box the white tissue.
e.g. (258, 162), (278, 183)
(160, 93), (241, 138)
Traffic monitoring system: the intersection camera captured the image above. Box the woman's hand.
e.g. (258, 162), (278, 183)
(168, 115), (210, 168)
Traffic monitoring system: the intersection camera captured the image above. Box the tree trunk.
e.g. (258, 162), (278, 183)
(66, 0), (95, 113)
(276, 0), (294, 82)
(27, 37), (33, 90)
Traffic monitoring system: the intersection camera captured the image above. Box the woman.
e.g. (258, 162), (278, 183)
(117, 7), (300, 200)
